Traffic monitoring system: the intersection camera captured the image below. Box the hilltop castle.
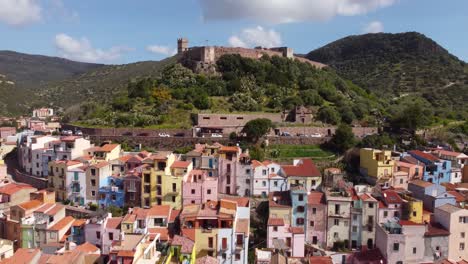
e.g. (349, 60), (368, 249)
(177, 38), (326, 73)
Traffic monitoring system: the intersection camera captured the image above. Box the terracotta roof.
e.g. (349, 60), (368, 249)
(268, 217), (284, 226)
(99, 144), (119, 152)
(289, 226), (304, 234)
(106, 217), (123, 229)
(123, 213), (137, 223)
(409, 150), (440, 162)
(72, 219), (86, 227)
(181, 228), (196, 241)
(236, 219), (249, 234)
(171, 235), (195, 254)
(45, 204), (64, 216)
(0, 248), (41, 264)
(91, 161), (109, 169)
(382, 190), (403, 204)
(196, 256), (219, 264)
(433, 149), (465, 157)
(441, 182), (457, 191)
(18, 199), (43, 210)
(75, 242), (99, 253)
(49, 216), (75, 231)
(118, 155), (133, 163)
(399, 220), (423, 226)
(147, 205), (171, 218)
(222, 197), (249, 207)
(309, 256), (333, 264)
(169, 209), (181, 223)
(170, 160), (191, 169)
(0, 183), (35, 195)
(252, 160), (266, 168)
(410, 179), (434, 188)
(219, 146), (239, 153)
(35, 203), (55, 213)
(359, 193), (376, 202)
(308, 191), (324, 204)
(425, 223), (450, 237)
(148, 227), (169, 241)
(117, 250), (135, 257)
(281, 159), (321, 177)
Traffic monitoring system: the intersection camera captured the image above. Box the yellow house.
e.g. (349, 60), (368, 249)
(269, 192), (292, 225)
(141, 152), (176, 208)
(402, 195), (423, 224)
(163, 160), (192, 210)
(359, 148), (395, 179)
(94, 144), (121, 161)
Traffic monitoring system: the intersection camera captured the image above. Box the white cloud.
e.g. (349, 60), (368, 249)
(0, 0), (42, 26)
(146, 45), (177, 56)
(198, 0), (396, 24)
(229, 26), (282, 48)
(54, 33), (131, 63)
(363, 21), (384, 33)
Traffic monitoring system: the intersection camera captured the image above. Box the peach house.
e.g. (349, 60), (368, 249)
(182, 170), (218, 206)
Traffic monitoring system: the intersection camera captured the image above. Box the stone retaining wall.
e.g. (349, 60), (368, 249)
(14, 169), (48, 189)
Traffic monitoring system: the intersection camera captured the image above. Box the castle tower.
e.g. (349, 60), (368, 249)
(177, 38), (189, 54)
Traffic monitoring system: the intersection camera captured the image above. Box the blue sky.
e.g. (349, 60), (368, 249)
(0, 0), (467, 64)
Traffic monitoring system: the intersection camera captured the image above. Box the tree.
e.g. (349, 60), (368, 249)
(328, 124), (356, 153)
(242, 118), (274, 143)
(391, 102), (432, 130)
(317, 106), (341, 125)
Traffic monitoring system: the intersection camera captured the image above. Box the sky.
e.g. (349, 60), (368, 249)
(0, 0), (467, 64)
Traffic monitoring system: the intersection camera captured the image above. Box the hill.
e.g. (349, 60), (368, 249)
(306, 32), (468, 119)
(66, 54), (383, 128)
(0, 50), (104, 114)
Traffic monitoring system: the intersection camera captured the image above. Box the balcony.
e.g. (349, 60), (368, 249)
(202, 228), (213, 233)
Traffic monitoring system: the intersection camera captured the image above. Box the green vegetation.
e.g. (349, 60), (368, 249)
(307, 32), (468, 121)
(326, 124), (356, 153)
(242, 118), (274, 143)
(266, 144), (334, 161)
(65, 54), (381, 128)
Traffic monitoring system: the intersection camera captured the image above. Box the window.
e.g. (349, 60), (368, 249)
(393, 243), (399, 251)
(208, 237), (213, 248)
(262, 181), (266, 187)
(191, 200), (195, 204)
(335, 204), (340, 214)
(91, 191), (96, 196)
(461, 232), (465, 238)
(368, 203), (374, 208)
(312, 208), (317, 214)
(459, 217), (466, 223)
(172, 196), (176, 202)
(296, 218), (304, 225)
(222, 253), (226, 259)
(50, 232), (56, 239)
(207, 189), (211, 194)
(96, 231), (101, 239)
(334, 219), (340, 226)
(352, 226), (357, 232)
(172, 183), (177, 192)
(109, 233), (114, 240)
(298, 194), (304, 201)
(246, 169), (251, 174)
(235, 253), (240, 261)
(413, 247), (417, 254)
(394, 211), (399, 218)
(157, 176), (162, 184)
(246, 179), (250, 184)
(262, 170), (267, 176)
(333, 232), (338, 238)
(111, 194), (116, 201)
(344, 220), (349, 227)
(91, 169), (96, 176)
(297, 206), (305, 213)
(191, 189), (195, 194)
(49, 216), (54, 223)
(460, 243), (465, 250)
(310, 221), (314, 227)
(273, 226), (278, 231)
(384, 211), (388, 217)
(274, 181), (278, 187)
(412, 211), (417, 217)
(91, 179), (96, 187)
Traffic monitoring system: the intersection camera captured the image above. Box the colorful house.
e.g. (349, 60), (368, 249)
(141, 151), (176, 207)
(408, 180), (456, 212)
(377, 190), (403, 224)
(359, 148), (394, 180)
(169, 235), (196, 264)
(325, 187), (353, 249)
(85, 161), (111, 204)
(98, 176), (125, 208)
(282, 159), (322, 191)
(182, 170), (218, 206)
(434, 204), (468, 261)
(408, 150), (451, 184)
(306, 191), (327, 248)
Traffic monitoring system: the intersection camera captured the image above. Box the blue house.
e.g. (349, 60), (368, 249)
(290, 186), (307, 229)
(408, 180), (456, 211)
(98, 176), (125, 208)
(68, 220), (86, 245)
(408, 150), (451, 184)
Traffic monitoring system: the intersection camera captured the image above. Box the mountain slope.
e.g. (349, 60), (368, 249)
(0, 51), (104, 114)
(306, 32), (468, 118)
(306, 32), (467, 94)
(37, 56), (179, 109)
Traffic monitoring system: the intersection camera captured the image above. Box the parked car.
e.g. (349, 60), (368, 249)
(75, 130), (83, 136)
(174, 132), (185, 137)
(281, 132), (292, 137)
(211, 133), (223, 138)
(138, 132), (149, 136)
(158, 133), (171, 137)
(122, 132), (133, 136)
(62, 130), (73, 136)
(310, 133), (322, 138)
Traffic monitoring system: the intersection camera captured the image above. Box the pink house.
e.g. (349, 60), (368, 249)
(377, 190), (403, 224)
(267, 218), (305, 258)
(28, 120), (47, 131)
(306, 191), (327, 248)
(182, 169), (218, 206)
(102, 217), (122, 255)
(395, 160), (424, 180)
